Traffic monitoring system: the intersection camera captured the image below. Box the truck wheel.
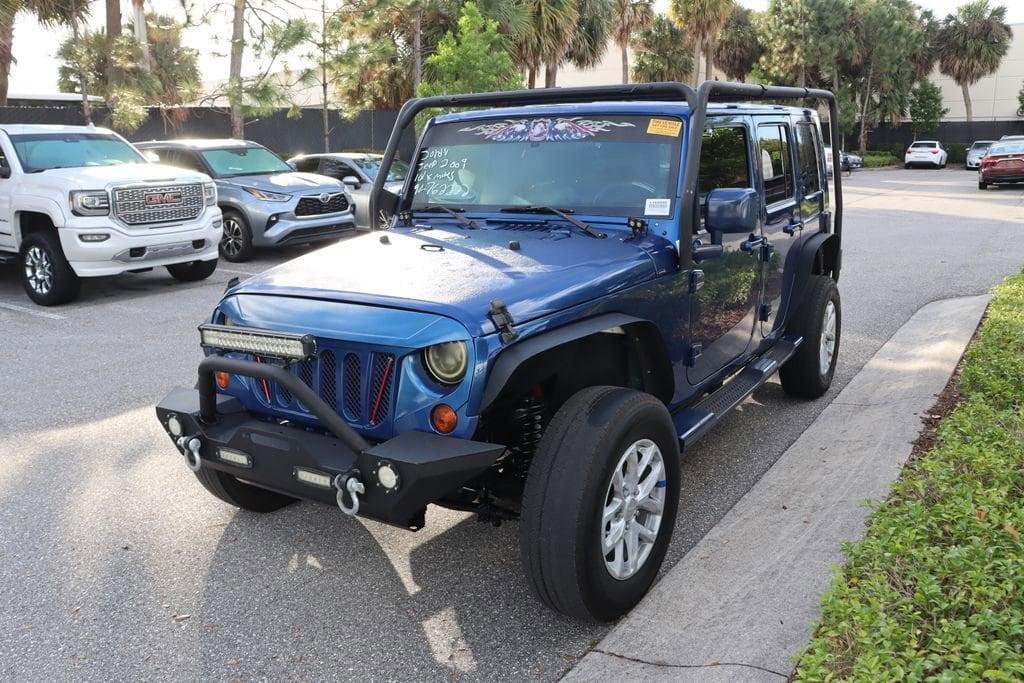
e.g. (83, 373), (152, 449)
(194, 466), (296, 513)
(520, 386), (680, 621)
(220, 210), (253, 262)
(779, 275), (841, 399)
(20, 232), (80, 306)
(167, 258), (218, 282)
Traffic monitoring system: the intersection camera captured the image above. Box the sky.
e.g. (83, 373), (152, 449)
(8, 0), (1024, 96)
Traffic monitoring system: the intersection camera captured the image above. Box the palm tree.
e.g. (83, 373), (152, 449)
(0, 0), (88, 105)
(516, 0), (577, 87)
(609, 0), (653, 83)
(669, 0), (733, 85)
(631, 14), (693, 83)
(131, 0), (150, 72)
(564, 0), (612, 79)
(106, 0), (122, 85)
(937, 0), (1011, 122)
(713, 3), (759, 82)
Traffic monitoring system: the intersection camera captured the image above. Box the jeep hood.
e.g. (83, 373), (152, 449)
(36, 163), (207, 188)
(233, 226), (660, 336)
(221, 172), (344, 193)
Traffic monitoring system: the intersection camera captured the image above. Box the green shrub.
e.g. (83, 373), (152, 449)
(862, 153), (900, 167)
(946, 143), (968, 165)
(795, 271), (1024, 681)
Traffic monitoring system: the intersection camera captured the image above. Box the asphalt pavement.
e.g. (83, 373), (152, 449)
(2, 168), (1023, 681)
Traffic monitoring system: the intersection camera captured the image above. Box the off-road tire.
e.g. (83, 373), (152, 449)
(166, 258), (218, 282)
(520, 386), (680, 621)
(220, 209), (254, 262)
(194, 466), (297, 512)
(779, 275), (841, 398)
(19, 232), (80, 306)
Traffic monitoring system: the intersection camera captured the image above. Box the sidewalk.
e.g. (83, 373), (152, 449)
(564, 294), (991, 682)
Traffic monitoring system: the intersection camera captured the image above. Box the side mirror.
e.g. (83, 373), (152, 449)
(372, 188), (400, 229)
(705, 187), (761, 237)
(342, 174), (361, 188)
(0, 165), (10, 179)
(142, 150), (160, 163)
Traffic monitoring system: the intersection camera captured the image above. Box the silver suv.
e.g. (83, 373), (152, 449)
(288, 152), (409, 229)
(137, 139), (355, 262)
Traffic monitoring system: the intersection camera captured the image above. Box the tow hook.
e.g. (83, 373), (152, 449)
(175, 436), (203, 472)
(334, 470), (365, 517)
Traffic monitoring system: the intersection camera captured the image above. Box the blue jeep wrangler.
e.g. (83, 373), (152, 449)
(157, 81), (843, 621)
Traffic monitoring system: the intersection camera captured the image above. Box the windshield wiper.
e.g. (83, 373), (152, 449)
(414, 205), (478, 229)
(498, 206), (605, 238)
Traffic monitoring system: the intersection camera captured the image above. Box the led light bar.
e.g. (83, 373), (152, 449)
(294, 467), (333, 489)
(199, 323), (316, 360)
(218, 447), (252, 468)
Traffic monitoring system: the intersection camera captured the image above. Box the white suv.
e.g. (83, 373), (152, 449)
(904, 140), (948, 169)
(0, 125), (223, 305)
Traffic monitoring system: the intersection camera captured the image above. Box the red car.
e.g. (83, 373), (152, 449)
(978, 141), (1024, 189)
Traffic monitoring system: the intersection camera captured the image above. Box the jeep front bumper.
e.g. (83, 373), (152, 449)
(155, 355), (504, 530)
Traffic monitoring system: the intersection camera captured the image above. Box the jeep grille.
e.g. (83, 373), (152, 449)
(112, 184), (204, 226)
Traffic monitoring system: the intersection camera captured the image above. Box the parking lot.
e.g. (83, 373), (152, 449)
(3, 167), (1024, 681)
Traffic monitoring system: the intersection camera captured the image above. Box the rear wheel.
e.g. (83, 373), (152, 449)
(167, 258), (218, 282)
(220, 209), (253, 262)
(19, 232), (80, 306)
(780, 275), (841, 399)
(519, 386), (680, 621)
(194, 466), (297, 512)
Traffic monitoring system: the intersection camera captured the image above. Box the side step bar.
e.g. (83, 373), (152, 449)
(0, 252), (17, 265)
(674, 335), (802, 451)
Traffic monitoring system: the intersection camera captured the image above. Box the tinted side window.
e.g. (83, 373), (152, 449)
(294, 157), (320, 173)
(698, 126), (751, 198)
(757, 124), (794, 205)
(174, 151), (207, 174)
(795, 123), (822, 194)
(322, 158), (357, 180)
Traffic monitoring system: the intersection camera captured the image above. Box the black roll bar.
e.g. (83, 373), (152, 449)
(197, 355), (371, 454)
(368, 80), (842, 250)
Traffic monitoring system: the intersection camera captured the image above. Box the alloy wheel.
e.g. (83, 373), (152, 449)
(601, 438), (666, 581)
(819, 300), (837, 375)
(24, 246), (53, 295)
(221, 218), (243, 258)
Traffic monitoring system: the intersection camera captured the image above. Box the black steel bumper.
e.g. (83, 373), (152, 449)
(155, 355), (505, 530)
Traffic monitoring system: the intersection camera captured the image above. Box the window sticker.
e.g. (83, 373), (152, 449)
(647, 118), (682, 137)
(644, 198), (671, 216)
(458, 117), (635, 142)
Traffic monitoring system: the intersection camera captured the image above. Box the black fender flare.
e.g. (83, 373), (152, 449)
(478, 313), (673, 412)
(780, 232), (840, 326)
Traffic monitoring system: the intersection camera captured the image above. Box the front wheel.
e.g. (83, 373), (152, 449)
(19, 232), (80, 306)
(519, 386), (680, 621)
(979, 179), (988, 190)
(166, 258), (218, 282)
(779, 275), (841, 398)
(220, 210), (253, 262)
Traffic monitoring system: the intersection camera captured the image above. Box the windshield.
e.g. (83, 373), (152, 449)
(971, 142), (993, 150)
(354, 157), (409, 182)
(988, 143), (1024, 156)
(200, 146), (291, 178)
(409, 114), (683, 218)
(10, 133), (145, 173)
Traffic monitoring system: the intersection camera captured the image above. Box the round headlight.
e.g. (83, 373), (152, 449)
(424, 341), (468, 384)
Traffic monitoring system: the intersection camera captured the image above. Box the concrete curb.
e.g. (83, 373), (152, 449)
(563, 294), (991, 682)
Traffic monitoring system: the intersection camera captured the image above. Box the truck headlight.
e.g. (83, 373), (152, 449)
(70, 190), (110, 216)
(423, 341), (468, 384)
(203, 181), (217, 206)
(242, 186), (290, 202)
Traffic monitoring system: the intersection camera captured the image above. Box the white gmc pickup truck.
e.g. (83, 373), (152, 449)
(0, 124), (223, 305)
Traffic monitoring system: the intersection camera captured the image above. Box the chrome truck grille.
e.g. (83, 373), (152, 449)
(112, 184), (204, 226)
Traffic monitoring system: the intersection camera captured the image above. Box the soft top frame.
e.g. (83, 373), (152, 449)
(368, 80), (842, 249)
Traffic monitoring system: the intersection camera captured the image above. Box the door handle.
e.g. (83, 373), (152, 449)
(783, 220), (804, 235)
(740, 235), (767, 253)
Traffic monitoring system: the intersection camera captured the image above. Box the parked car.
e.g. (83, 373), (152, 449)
(840, 151), (862, 172)
(155, 81), (844, 621)
(978, 140), (1024, 189)
(966, 140), (995, 169)
(289, 152), (410, 229)
(998, 134), (1024, 141)
(136, 139), (355, 262)
(904, 140), (947, 168)
(0, 124), (221, 306)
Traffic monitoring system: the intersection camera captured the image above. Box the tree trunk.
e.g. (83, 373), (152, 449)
(106, 0), (123, 86)
(321, 65), (330, 153)
(833, 67), (841, 149)
(0, 9), (13, 106)
(704, 44), (712, 81)
(527, 66), (536, 89)
(692, 36), (702, 86)
(132, 0), (150, 73)
(413, 7), (422, 92)
(621, 42), (629, 84)
(544, 61), (557, 88)
(961, 81), (973, 122)
(858, 62), (873, 154)
(229, 0), (245, 139)
(72, 19), (92, 124)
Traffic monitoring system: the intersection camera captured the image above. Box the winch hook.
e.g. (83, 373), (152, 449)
(334, 471), (365, 516)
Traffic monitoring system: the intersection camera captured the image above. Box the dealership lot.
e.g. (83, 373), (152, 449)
(3, 168), (1024, 681)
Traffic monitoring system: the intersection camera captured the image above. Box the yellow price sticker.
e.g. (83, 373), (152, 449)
(647, 118), (682, 137)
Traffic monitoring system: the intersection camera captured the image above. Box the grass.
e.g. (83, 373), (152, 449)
(795, 271), (1024, 681)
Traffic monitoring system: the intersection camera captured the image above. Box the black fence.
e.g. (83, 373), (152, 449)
(0, 105), (417, 159)
(846, 120), (1024, 150)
